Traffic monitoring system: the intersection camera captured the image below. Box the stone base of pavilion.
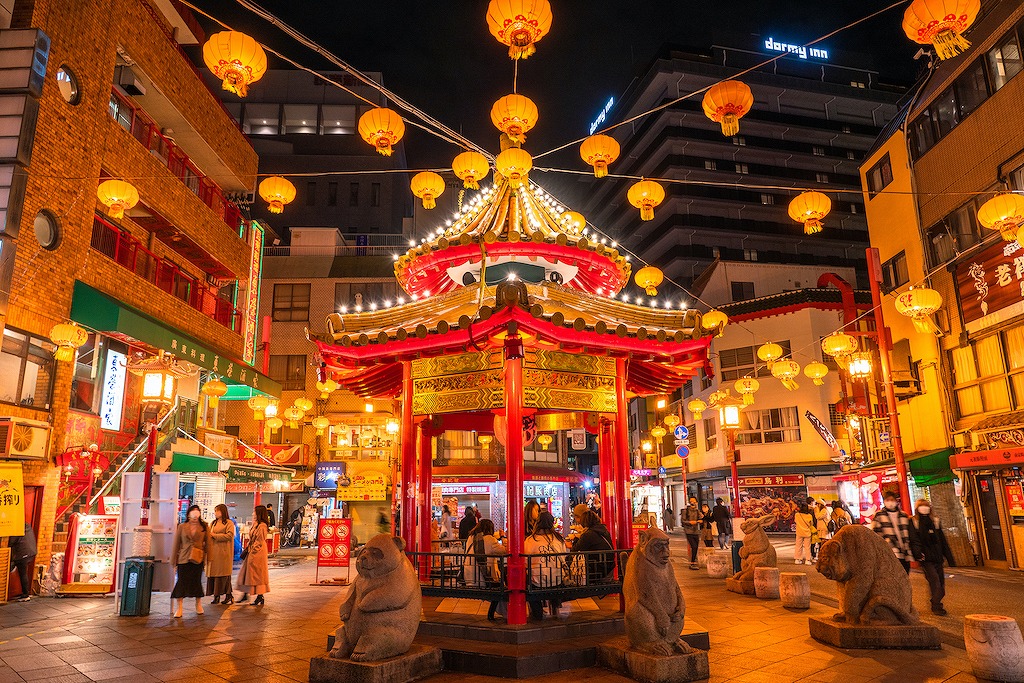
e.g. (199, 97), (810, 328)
(597, 635), (711, 683)
(808, 616), (942, 650)
(410, 596), (709, 678)
(308, 644), (443, 683)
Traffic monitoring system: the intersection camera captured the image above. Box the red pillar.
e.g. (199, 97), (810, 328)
(597, 417), (617, 546)
(729, 431), (740, 518)
(400, 363), (417, 545)
(418, 422), (432, 557)
(504, 355), (527, 625)
(614, 358), (632, 549)
(139, 424), (157, 526)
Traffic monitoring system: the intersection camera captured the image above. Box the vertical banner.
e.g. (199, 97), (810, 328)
(317, 517), (352, 568)
(0, 462), (25, 536)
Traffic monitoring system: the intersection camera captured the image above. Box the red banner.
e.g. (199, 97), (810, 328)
(1006, 482), (1024, 517)
(317, 518), (352, 568)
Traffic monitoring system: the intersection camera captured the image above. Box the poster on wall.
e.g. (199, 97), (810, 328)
(737, 475), (807, 533)
(66, 514), (119, 592)
(317, 518), (351, 568)
(858, 467), (900, 524)
(0, 463), (25, 536)
(1006, 481), (1024, 517)
(336, 461), (390, 502)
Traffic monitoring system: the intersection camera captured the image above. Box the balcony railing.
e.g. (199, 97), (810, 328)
(91, 215), (242, 332)
(264, 234), (410, 257)
(109, 88), (243, 233)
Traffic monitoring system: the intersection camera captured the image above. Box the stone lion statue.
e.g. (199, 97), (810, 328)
(623, 528), (691, 655)
(816, 524), (918, 625)
(733, 514), (777, 582)
(329, 534), (422, 662)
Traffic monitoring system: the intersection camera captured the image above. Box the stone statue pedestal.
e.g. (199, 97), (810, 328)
(696, 545), (715, 568)
(725, 576), (755, 595)
(309, 645), (443, 683)
(964, 614), (1024, 682)
(779, 572), (810, 609)
(706, 551), (730, 578)
(808, 617), (940, 650)
(754, 567), (780, 599)
(598, 636), (710, 683)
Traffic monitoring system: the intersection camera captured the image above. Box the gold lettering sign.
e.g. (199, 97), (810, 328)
(411, 351), (505, 415)
(525, 349), (616, 376)
(522, 368), (617, 412)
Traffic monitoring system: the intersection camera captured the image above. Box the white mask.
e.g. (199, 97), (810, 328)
(918, 506), (931, 516)
(884, 500), (898, 511)
(188, 511), (200, 521)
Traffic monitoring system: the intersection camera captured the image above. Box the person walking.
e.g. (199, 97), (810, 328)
(700, 503), (715, 547)
(682, 498), (701, 569)
(911, 499), (956, 615)
(207, 504), (235, 605)
(711, 498), (732, 549)
(664, 505), (674, 532)
(171, 504), (209, 618)
(236, 505), (271, 606)
(524, 512), (567, 619)
(440, 505), (454, 540)
(793, 502), (815, 565)
(871, 491), (917, 573)
(8, 522), (36, 602)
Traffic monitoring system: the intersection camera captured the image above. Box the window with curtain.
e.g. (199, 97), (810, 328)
(987, 32), (1023, 91)
(951, 335), (1015, 418)
(736, 407), (801, 445)
(703, 417), (717, 451)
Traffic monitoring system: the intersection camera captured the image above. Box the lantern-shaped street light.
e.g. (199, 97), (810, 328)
(847, 352), (874, 381)
(715, 391), (745, 517)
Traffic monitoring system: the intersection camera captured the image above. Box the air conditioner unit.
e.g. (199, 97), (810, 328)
(0, 417), (51, 460)
(115, 65), (146, 96)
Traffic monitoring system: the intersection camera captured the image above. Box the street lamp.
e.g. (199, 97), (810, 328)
(715, 391), (745, 518)
(847, 352), (873, 380)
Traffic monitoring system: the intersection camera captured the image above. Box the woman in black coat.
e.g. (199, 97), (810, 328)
(910, 498), (955, 616)
(573, 511), (615, 583)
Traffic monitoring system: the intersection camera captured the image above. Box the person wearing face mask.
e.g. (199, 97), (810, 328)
(171, 504), (210, 618)
(870, 491), (918, 573)
(910, 499), (955, 615)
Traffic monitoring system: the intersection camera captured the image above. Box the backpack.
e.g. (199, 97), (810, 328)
(827, 515), (849, 535)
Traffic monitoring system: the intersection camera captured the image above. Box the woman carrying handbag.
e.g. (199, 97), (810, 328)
(207, 504), (236, 605)
(171, 504), (209, 618)
(236, 505), (271, 606)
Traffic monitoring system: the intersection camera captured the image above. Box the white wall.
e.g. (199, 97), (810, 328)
(698, 261), (858, 304)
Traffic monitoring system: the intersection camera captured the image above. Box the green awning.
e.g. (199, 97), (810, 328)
(69, 281), (281, 398)
(169, 453), (222, 473)
(908, 448), (956, 487)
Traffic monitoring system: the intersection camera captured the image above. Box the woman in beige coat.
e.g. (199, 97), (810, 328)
(171, 504), (209, 618)
(207, 504), (235, 605)
(236, 504), (270, 605)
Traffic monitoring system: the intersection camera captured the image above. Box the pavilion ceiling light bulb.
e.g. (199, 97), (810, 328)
(702, 80), (754, 137)
(486, 0), (552, 60)
(258, 176), (296, 214)
(902, 0), (980, 60)
(202, 31), (268, 97)
(358, 107), (405, 156)
(411, 171), (445, 209)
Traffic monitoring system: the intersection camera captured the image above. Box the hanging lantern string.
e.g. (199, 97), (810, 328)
(513, 59), (519, 95)
(532, 0), (911, 161)
(180, 0), (491, 159)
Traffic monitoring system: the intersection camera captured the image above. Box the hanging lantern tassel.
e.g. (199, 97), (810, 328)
(933, 29), (971, 60)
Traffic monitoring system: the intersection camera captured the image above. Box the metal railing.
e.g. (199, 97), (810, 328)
(88, 407), (178, 508)
(264, 235), (409, 258)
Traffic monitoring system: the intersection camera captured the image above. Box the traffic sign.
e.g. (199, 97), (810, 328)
(676, 445), (689, 459)
(674, 425), (689, 440)
(658, 466), (667, 475)
(879, 432), (890, 444)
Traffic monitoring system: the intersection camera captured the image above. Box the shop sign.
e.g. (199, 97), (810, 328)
(204, 432), (236, 461)
(263, 444), (306, 467)
(630, 522), (647, 547)
(433, 475), (498, 484)
(243, 222), (264, 365)
(570, 429), (587, 450)
(315, 463), (347, 490)
(737, 475), (805, 487)
(524, 482), (561, 498)
(1006, 482), (1024, 517)
(225, 482), (256, 493)
(99, 349), (126, 432)
(317, 518), (351, 568)
(336, 461), (390, 502)
(957, 240), (1024, 333)
(440, 485), (491, 496)
(0, 462), (24, 535)
(68, 514), (119, 590)
(804, 411), (840, 453)
(226, 464), (291, 484)
(631, 469), (653, 477)
(99, 497), (121, 515)
(949, 448), (1024, 470)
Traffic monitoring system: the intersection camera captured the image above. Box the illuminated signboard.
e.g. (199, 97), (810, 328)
(243, 221), (265, 365)
(589, 97), (615, 135)
(100, 349), (127, 431)
(764, 37), (828, 61)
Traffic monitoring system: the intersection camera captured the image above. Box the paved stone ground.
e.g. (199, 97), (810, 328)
(0, 541), (1014, 682)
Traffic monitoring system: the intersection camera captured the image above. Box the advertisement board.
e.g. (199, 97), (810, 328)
(0, 463), (24, 536)
(66, 514), (119, 592)
(336, 461), (390, 502)
(737, 476), (807, 532)
(317, 518), (352, 568)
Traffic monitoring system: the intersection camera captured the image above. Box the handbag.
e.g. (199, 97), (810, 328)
(561, 554), (585, 587)
(188, 545), (204, 564)
(239, 546), (249, 561)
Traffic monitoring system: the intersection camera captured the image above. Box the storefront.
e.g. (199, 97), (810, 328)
(166, 453), (227, 523)
(950, 447), (1024, 569)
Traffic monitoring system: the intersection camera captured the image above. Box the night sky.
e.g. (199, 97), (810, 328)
(198, 1), (921, 170)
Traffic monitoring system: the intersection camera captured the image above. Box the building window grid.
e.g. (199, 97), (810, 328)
(268, 355), (307, 392)
(272, 283), (311, 322)
(880, 251), (909, 293)
(735, 406), (802, 445)
(866, 153), (893, 197)
(719, 341), (792, 382)
(703, 417), (717, 451)
(0, 327), (55, 410)
(949, 324), (1024, 419)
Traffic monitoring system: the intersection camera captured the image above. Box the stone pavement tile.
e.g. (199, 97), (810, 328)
(731, 670), (802, 683)
(0, 666), (21, 683)
(0, 642), (46, 657)
(181, 652), (232, 666)
(19, 667), (82, 681)
(819, 657), (894, 679)
(240, 653), (299, 667)
(79, 667), (150, 683)
(2, 653), (68, 672)
(27, 675), (91, 683)
(30, 637), (86, 649)
(55, 650), (119, 667)
(756, 659), (832, 679)
(119, 651), (178, 666)
(200, 660), (262, 677)
(798, 667), (874, 682)
(149, 666), (212, 682)
(262, 659), (310, 677)
(938, 673), (980, 682)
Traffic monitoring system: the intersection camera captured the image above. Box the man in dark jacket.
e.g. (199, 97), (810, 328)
(711, 498), (733, 549)
(459, 506), (478, 540)
(573, 511), (615, 582)
(910, 498), (956, 615)
(8, 522), (37, 602)
(682, 498), (702, 569)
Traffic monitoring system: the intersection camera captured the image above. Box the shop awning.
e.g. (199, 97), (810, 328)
(950, 446), (1024, 470)
(69, 281), (281, 398)
(169, 453), (222, 473)
(226, 462), (294, 484)
(907, 448), (955, 487)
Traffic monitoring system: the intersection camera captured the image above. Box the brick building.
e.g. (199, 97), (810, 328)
(0, 0), (280, 594)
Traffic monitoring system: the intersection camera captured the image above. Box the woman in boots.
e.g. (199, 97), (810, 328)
(207, 504), (236, 605)
(171, 504), (209, 618)
(236, 505), (271, 606)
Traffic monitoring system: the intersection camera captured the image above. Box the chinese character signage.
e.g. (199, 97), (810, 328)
(0, 463), (24, 535)
(315, 462), (347, 490)
(100, 349), (127, 432)
(336, 461), (390, 502)
(317, 518), (351, 568)
(243, 222), (264, 366)
(1006, 482), (1024, 517)
(957, 240), (1024, 332)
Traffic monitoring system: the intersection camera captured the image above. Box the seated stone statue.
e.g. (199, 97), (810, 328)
(816, 524), (918, 625)
(733, 514), (777, 582)
(329, 534), (422, 662)
(623, 528), (691, 655)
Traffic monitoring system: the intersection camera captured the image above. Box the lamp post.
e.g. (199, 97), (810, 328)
(716, 392), (744, 518)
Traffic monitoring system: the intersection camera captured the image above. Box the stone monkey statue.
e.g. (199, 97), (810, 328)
(623, 528), (692, 655)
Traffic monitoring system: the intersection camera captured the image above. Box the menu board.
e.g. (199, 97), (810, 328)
(737, 478), (808, 533)
(69, 514), (119, 590)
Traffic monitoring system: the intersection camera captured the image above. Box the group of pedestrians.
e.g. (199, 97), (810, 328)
(678, 497), (733, 569)
(170, 503), (271, 618)
(793, 498), (851, 564)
